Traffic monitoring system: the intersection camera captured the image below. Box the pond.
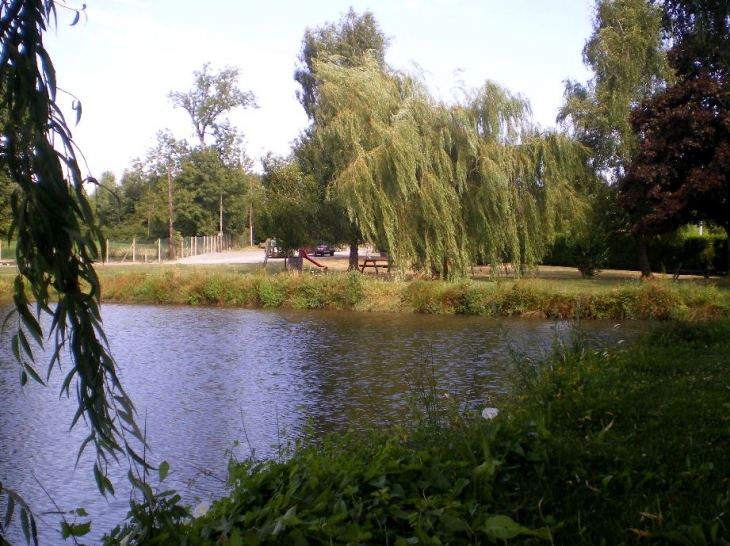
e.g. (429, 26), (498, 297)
(0, 304), (649, 543)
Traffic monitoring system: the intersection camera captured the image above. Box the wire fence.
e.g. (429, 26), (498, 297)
(104, 234), (242, 263)
(0, 234), (247, 268)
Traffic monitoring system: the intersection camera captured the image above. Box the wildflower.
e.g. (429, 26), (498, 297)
(482, 407), (499, 420)
(192, 501), (210, 518)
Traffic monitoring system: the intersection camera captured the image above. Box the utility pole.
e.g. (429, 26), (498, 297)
(219, 192), (223, 237)
(167, 161), (176, 260)
(248, 175), (254, 247)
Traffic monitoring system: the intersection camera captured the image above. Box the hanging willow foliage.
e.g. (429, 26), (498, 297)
(313, 57), (590, 278)
(0, 2), (144, 541)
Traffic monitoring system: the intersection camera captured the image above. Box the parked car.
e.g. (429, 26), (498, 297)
(313, 242), (335, 256)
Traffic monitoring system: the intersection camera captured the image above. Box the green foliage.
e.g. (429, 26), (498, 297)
(548, 185), (615, 278)
(0, 482), (38, 546)
(314, 56), (590, 278)
(254, 276), (287, 308)
(288, 270), (365, 310)
(547, 222), (729, 275)
(294, 7), (389, 120)
(559, 0), (670, 174)
(559, 0), (671, 277)
(89, 267), (730, 321)
(506, 320), (730, 543)
(258, 155), (322, 251)
(340, 269), (365, 308)
(103, 461), (190, 545)
(292, 8), (389, 267)
(169, 63), (257, 148)
(0, 168), (18, 238)
(153, 418), (554, 545)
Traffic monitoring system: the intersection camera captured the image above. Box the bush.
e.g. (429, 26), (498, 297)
(546, 224), (729, 275)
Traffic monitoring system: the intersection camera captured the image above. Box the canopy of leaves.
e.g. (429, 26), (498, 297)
(622, 0), (730, 246)
(169, 63), (257, 148)
(659, 0), (730, 77)
(559, 0), (670, 176)
(620, 72), (730, 235)
(294, 8), (389, 120)
(313, 58), (589, 277)
(258, 154), (322, 252)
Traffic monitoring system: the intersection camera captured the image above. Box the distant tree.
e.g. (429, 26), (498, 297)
(170, 65), (256, 242)
(146, 131), (187, 258)
(621, 72), (730, 268)
(294, 7), (389, 120)
(314, 57), (590, 278)
(212, 120), (256, 238)
(115, 159), (168, 239)
(620, 0), (730, 272)
(91, 171), (121, 229)
(258, 154), (321, 253)
(169, 63), (257, 148)
(174, 146), (246, 236)
(558, 0), (670, 277)
(560, 0), (669, 174)
(294, 8), (390, 269)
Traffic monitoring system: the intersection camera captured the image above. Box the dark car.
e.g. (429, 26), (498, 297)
(313, 242), (335, 256)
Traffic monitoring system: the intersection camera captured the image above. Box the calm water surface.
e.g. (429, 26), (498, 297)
(0, 304), (649, 543)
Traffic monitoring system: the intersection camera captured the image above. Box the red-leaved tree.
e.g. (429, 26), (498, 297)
(620, 0), (730, 276)
(620, 73), (730, 243)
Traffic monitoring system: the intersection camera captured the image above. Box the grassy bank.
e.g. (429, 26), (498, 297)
(80, 266), (730, 320)
(1, 263), (727, 320)
(106, 319), (730, 545)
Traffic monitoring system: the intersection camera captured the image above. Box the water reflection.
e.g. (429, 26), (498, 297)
(0, 304), (648, 543)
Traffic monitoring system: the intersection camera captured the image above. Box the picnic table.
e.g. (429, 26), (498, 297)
(359, 257), (390, 274)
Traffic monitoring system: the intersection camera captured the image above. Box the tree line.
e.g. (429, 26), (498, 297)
(78, 0), (729, 279)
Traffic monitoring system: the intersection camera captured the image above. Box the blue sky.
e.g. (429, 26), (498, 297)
(45, 0), (594, 179)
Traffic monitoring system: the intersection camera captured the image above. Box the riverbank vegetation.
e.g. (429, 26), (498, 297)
(1, 262), (728, 320)
(105, 319), (730, 545)
(68, 265), (730, 321)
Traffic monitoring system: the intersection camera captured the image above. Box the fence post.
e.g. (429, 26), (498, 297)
(158, 239), (161, 263)
(132, 238), (136, 263)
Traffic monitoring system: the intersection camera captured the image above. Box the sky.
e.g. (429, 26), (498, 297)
(45, 0), (595, 180)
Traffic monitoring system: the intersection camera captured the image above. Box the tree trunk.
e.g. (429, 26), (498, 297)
(725, 226), (730, 276)
(635, 232), (651, 278)
(167, 162), (176, 260)
(249, 176), (254, 247)
(219, 193), (223, 236)
(348, 238), (359, 271)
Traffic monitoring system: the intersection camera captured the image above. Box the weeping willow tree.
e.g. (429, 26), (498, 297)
(313, 57), (590, 278)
